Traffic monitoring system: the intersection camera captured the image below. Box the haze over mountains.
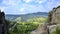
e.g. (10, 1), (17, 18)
(5, 12), (48, 21)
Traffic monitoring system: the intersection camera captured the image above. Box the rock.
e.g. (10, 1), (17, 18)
(47, 6), (60, 34)
(0, 10), (10, 34)
(31, 6), (60, 34)
(48, 24), (60, 34)
(31, 23), (48, 34)
(31, 30), (37, 34)
(48, 6), (60, 25)
(0, 24), (3, 34)
(48, 25), (57, 34)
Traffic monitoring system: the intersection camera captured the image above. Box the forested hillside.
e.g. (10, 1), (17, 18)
(5, 12), (48, 34)
(5, 12), (48, 21)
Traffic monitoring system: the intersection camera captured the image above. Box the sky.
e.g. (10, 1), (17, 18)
(0, 0), (60, 14)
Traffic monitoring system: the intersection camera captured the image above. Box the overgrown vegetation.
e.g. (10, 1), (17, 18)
(53, 27), (60, 34)
(9, 17), (47, 34)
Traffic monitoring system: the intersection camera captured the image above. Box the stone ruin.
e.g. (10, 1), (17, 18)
(31, 6), (60, 34)
(0, 10), (10, 34)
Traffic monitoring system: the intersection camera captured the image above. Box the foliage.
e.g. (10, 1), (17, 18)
(9, 17), (47, 34)
(53, 27), (60, 34)
(15, 17), (21, 22)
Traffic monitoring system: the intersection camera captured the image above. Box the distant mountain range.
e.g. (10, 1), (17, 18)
(5, 12), (48, 21)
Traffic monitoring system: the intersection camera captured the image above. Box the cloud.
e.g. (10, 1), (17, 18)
(43, 0), (60, 12)
(0, 6), (7, 12)
(2, 0), (21, 6)
(19, 4), (46, 13)
(23, 0), (31, 3)
(2, 0), (15, 6)
(30, 5), (46, 12)
(23, 0), (47, 4)
(35, 0), (47, 4)
(20, 8), (25, 12)
(0, 0), (60, 14)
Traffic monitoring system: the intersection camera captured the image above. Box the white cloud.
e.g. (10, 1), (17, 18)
(0, 0), (22, 14)
(0, 7), (7, 12)
(42, 0), (60, 12)
(31, 5), (46, 12)
(21, 4), (46, 13)
(23, 0), (47, 4)
(0, 0), (60, 14)
(23, 0), (31, 3)
(2, 0), (15, 5)
(2, 0), (21, 6)
(20, 8), (25, 12)
(35, 0), (47, 4)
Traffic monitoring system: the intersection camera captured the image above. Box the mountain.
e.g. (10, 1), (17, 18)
(5, 12), (48, 21)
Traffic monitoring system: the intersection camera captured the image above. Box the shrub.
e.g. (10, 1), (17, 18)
(53, 27), (60, 34)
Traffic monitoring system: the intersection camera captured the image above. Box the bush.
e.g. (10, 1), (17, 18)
(53, 27), (60, 34)
(9, 22), (39, 34)
(9, 17), (47, 34)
